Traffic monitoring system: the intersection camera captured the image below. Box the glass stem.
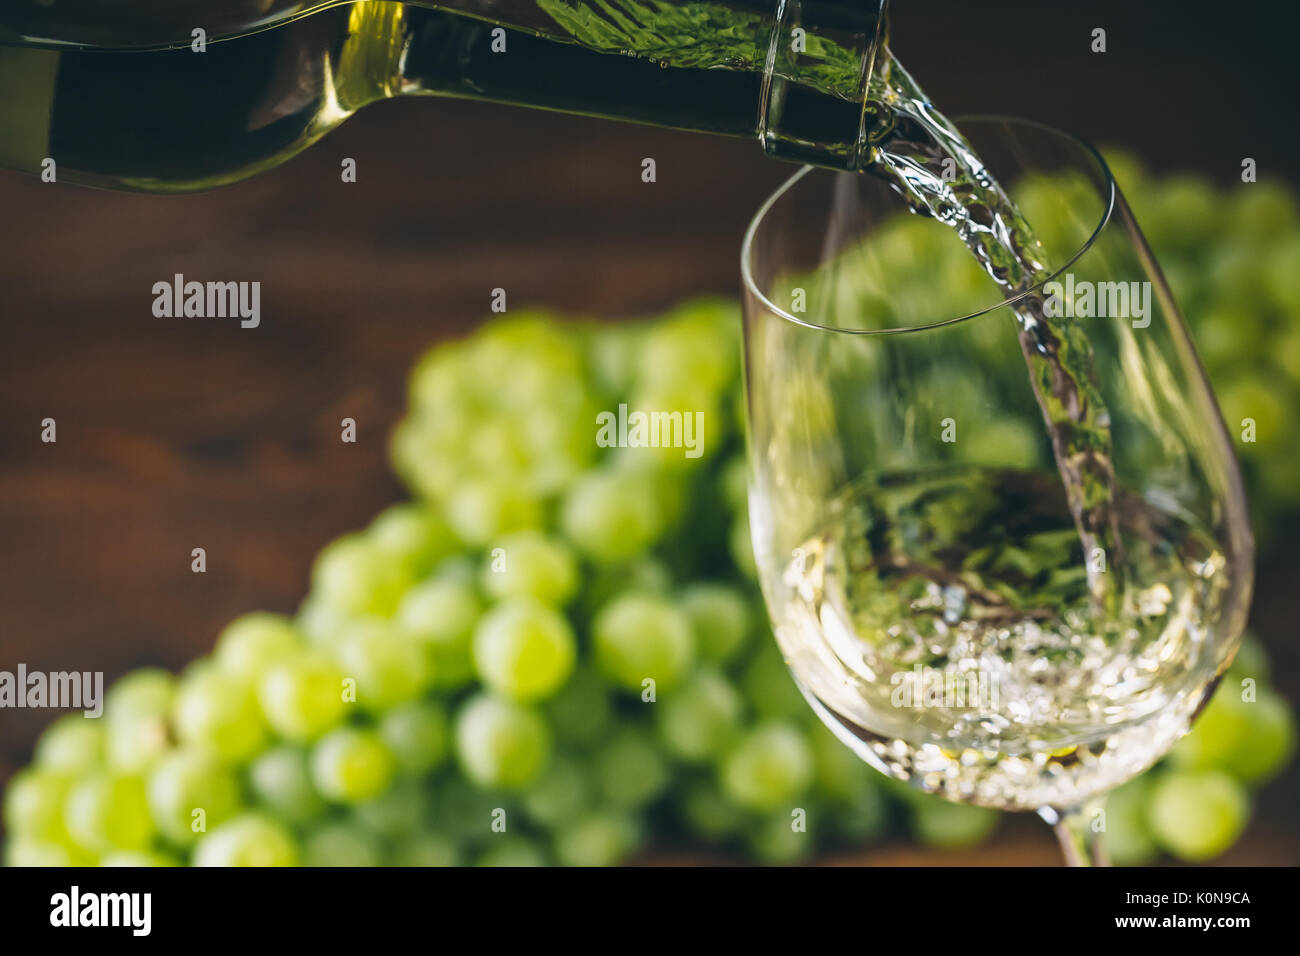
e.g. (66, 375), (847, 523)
(1038, 799), (1110, 867)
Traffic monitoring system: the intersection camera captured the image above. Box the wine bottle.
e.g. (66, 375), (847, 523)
(0, 0), (886, 192)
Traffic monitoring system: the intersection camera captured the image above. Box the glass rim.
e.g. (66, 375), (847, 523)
(739, 115), (1118, 336)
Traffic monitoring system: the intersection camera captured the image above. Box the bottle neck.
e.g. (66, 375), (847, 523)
(379, 0), (887, 169)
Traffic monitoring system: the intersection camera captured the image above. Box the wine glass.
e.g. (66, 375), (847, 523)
(739, 118), (1253, 865)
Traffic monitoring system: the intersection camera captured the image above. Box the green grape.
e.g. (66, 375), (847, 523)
(747, 807), (817, 865)
(521, 755), (590, 828)
(310, 727), (397, 805)
(34, 714), (104, 775)
(353, 778), (429, 838)
(379, 699), (449, 774)
(680, 584), (752, 663)
(655, 669), (743, 763)
(909, 797), (999, 849)
(720, 724), (814, 813)
(391, 832), (462, 867)
(295, 596), (352, 647)
(1105, 775), (1158, 867)
(720, 456), (749, 514)
(333, 617), (432, 711)
(436, 778), (512, 841)
(257, 653), (347, 742)
(146, 751), (242, 846)
(1169, 682), (1254, 771)
(586, 322), (641, 397)
(247, 746), (326, 822)
(408, 339), (474, 410)
(193, 813), (299, 867)
(3, 768), (72, 841)
(395, 574), (482, 688)
(1147, 770), (1249, 862)
(545, 668), (614, 749)
(214, 612), (303, 681)
(454, 694), (551, 790)
(680, 781), (743, 841)
(104, 712), (171, 774)
(553, 812), (640, 867)
(729, 514), (758, 580)
(830, 785), (890, 844)
(63, 773), (154, 854)
(100, 850), (181, 867)
(594, 728), (671, 809)
(741, 644), (808, 722)
(480, 531), (579, 607)
(475, 837), (548, 867)
(1229, 179), (1299, 240)
(637, 300), (739, 397)
(1222, 687), (1295, 783)
(303, 822), (385, 867)
(4, 839), (90, 867)
(311, 533), (413, 618)
(445, 478), (543, 547)
(592, 592), (695, 693)
(368, 502), (458, 577)
(1140, 174), (1219, 253)
(472, 598), (576, 703)
(1228, 631), (1271, 684)
(172, 667), (267, 764)
(617, 383), (721, 472)
(104, 668), (176, 722)
(560, 468), (666, 563)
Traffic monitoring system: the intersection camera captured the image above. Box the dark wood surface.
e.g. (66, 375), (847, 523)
(1, 0), (1297, 863)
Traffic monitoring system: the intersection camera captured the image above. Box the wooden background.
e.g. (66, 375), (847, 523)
(1, 0), (1297, 864)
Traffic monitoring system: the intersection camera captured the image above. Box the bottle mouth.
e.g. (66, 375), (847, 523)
(740, 115), (1117, 336)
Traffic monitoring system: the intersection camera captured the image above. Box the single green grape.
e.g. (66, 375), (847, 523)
(680, 781), (743, 841)
(479, 531), (579, 607)
(472, 597), (576, 703)
(104, 711), (171, 774)
(332, 617), (432, 712)
(303, 822), (385, 867)
(435, 778), (513, 840)
(379, 699), (449, 774)
(172, 668), (268, 764)
(368, 502), (458, 578)
(908, 797), (999, 850)
(544, 668), (614, 750)
(3, 768), (73, 841)
(594, 728), (671, 810)
(474, 837), (548, 867)
(146, 751), (243, 846)
(34, 714), (104, 775)
(680, 584), (751, 663)
(592, 592), (695, 693)
(63, 773), (154, 854)
(395, 574), (483, 688)
(720, 723), (814, 813)
(192, 813), (299, 867)
(247, 746), (326, 822)
(521, 755), (590, 828)
(4, 839), (91, 867)
(746, 807), (817, 865)
(553, 813), (640, 867)
(309, 727), (397, 805)
(257, 652), (347, 742)
(655, 669), (743, 763)
(1169, 682), (1255, 771)
(1147, 770), (1249, 862)
(1222, 687), (1296, 783)
(104, 668), (176, 722)
(311, 533), (413, 618)
(445, 477), (543, 547)
(214, 612), (302, 681)
(352, 778), (429, 839)
(560, 468), (666, 563)
(1105, 775), (1159, 867)
(454, 694), (551, 790)
(391, 832), (462, 867)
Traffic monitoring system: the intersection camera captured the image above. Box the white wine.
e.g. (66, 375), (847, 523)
(773, 467), (1232, 811)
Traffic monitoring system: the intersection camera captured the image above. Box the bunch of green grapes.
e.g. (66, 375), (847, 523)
(5, 164), (1297, 865)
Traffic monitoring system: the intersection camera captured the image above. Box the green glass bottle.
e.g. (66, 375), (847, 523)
(0, 0), (887, 192)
